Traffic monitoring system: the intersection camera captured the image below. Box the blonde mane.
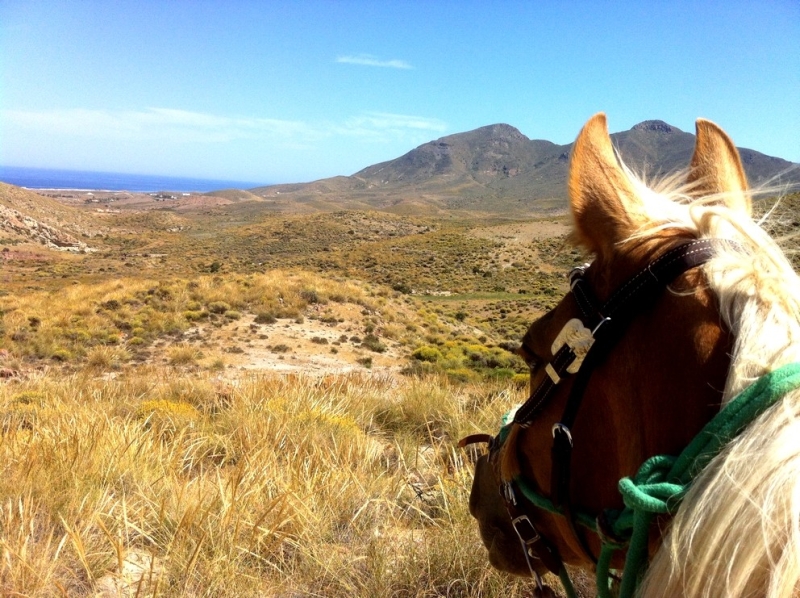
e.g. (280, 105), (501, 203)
(623, 172), (800, 597)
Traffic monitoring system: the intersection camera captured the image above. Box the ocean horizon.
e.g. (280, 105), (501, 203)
(0, 165), (266, 193)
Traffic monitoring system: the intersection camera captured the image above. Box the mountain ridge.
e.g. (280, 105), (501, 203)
(250, 120), (799, 215)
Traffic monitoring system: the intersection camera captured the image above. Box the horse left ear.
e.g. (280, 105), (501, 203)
(568, 113), (648, 259)
(687, 119), (751, 216)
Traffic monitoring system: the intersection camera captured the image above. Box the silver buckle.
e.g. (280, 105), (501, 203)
(551, 423), (573, 446)
(511, 514), (541, 546)
(502, 481), (517, 506)
(551, 318), (595, 374)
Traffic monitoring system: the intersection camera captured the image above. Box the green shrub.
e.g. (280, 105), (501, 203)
(362, 334), (386, 353)
(412, 346), (443, 363)
(184, 310), (209, 321)
(254, 312), (277, 324)
(208, 301), (230, 314)
(446, 367), (479, 383)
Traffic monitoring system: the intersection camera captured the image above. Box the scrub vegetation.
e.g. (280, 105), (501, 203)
(14, 187), (799, 597)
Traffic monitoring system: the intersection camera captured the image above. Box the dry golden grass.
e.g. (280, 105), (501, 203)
(0, 201), (605, 596)
(0, 368), (540, 597)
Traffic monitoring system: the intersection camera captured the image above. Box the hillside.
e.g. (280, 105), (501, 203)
(0, 182), (102, 250)
(250, 120), (800, 214)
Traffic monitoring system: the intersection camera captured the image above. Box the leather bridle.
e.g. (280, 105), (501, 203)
(462, 238), (725, 590)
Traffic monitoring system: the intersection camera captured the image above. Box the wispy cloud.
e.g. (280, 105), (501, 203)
(338, 112), (446, 140)
(2, 108), (322, 145)
(2, 108), (445, 146)
(336, 54), (413, 70)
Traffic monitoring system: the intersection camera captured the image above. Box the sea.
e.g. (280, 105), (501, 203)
(0, 165), (265, 193)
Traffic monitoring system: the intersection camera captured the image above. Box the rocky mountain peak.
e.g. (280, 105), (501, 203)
(632, 120), (677, 133)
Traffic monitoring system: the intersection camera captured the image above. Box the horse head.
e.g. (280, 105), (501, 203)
(468, 113), (800, 596)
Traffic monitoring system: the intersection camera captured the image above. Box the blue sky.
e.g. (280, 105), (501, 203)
(1, 1), (798, 185)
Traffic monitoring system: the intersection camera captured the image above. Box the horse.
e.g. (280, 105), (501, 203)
(466, 113), (800, 598)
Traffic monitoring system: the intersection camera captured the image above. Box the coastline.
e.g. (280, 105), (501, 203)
(0, 165), (264, 194)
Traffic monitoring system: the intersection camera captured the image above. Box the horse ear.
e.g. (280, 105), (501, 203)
(568, 113), (645, 258)
(687, 119), (751, 216)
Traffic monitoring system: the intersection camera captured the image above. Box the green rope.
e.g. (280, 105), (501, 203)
(511, 362), (800, 598)
(558, 565), (579, 598)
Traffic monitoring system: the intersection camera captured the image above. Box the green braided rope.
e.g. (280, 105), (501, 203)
(510, 362), (800, 598)
(601, 362), (800, 598)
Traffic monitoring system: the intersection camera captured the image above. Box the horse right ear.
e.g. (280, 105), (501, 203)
(687, 119), (751, 216)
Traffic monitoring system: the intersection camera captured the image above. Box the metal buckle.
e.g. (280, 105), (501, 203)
(551, 318), (595, 374)
(568, 263), (591, 288)
(502, 481), (517, 506)
(512, 514), (548, 590)
(551, 423), (573, 446)
(592, 316), (611, 336)
(511, 514), (541, 547)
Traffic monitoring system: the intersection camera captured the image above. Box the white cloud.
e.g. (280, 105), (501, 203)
(337, 112), (446, 141)
(2, 108), (445, 146)
(1, 108), (321, 145)
(336, 54), (413, 69)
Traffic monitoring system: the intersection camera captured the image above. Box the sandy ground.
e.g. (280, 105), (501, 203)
(175, 302), (407, 376)
(468, 219), (570, 241)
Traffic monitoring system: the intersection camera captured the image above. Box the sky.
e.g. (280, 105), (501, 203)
(0, 1), (798, 186)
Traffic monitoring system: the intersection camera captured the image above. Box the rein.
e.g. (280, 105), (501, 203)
(462, 239), (800, 597)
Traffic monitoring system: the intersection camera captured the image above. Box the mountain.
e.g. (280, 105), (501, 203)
(249, 120), (799, 215)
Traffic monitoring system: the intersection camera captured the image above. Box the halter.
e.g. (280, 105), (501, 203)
(463, 238), (725, 597)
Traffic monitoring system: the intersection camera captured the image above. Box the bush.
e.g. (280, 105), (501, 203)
(392, 282), (412, 294)
(446, 367), (479, 383)
(50, 348), (72, 362)
(135, 399), (199, 435)
(184, 310), (209, 321)
(300, 289), (321, 304)
(208, 301), (231, 314)
(362, 334), (387, 353)
(412, 346), (443, 363)
(254, 312), (277, 324)
(168, 344), (202, 365)
(86, 346), (130, 369)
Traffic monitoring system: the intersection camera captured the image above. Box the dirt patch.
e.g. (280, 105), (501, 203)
(468, 219), (570, 242)
(176, 302), (407, 376)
